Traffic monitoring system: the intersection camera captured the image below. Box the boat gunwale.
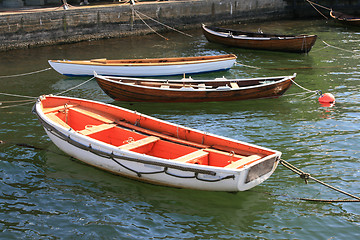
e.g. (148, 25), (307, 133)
(202, 24), (317, 40)
(94, 73), (297, 84)
(49, 54), (237, 67)
(95, 74), (296, 92)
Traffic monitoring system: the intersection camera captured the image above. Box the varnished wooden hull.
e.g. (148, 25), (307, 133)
(330, 10), (360, 27)
(95, 74), (295, 103)
(202, 25), (317, 53)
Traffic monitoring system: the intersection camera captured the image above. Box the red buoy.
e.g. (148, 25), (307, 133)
(318, 93), (335, 106)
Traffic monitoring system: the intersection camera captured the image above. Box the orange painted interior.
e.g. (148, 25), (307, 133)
(41, 96), (275, 169)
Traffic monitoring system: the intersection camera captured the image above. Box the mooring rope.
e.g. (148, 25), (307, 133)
(321, 40), (360, 55)
(134, 9), (193, 38)
(280, 159), (360, 202)
(235, 62), (262, 69)
(305, 0), (329, 19)
(0, 67), (52, 79)
(132, 8), (169, 41)
(55, 76), (95, 95)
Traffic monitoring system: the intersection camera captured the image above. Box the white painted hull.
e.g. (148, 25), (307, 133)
(48, 58), (236, 77)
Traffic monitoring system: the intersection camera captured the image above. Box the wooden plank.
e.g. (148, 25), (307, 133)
(115, 120), (209, 149)
(173, 150), (209, 162)
(224, 155), (261, 169)
(46, 113), (71, 129)
(230, 82), (240, 89)
(71, 107), (114, 124)
(204, 148), (246, 158)
(78, 123), (116, 136)
(43, 104), (75, 114)
(119, 136), (160, 150)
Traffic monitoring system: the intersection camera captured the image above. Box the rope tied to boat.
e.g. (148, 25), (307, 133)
(55, 76), (95, 95)
(0, 92), (37, 109)
(305, 0), (330, 19)
(280, 159), (360, 202)
(0, 67), (51, 79)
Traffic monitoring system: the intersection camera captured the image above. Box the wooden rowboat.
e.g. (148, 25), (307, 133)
(202, 24), (317, 53)
(48, 54), (237, 77)
(94, 73), (296, 102)
(330, 10), (360, 27)
(33, 95), (281, 192)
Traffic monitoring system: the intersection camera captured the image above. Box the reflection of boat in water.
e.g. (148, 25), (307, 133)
(202, 24), (317, 53)
(94, 73), (296, 103)
(330, 10), (360, 27)
(33, 95), (281, 192)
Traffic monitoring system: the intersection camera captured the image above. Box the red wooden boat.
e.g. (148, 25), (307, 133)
(94, 73), (296, 103)
(202, 24), (317, 53)
(33, 95), (281, 191)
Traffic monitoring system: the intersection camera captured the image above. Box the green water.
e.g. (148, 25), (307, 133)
(0, 19), (359, 239)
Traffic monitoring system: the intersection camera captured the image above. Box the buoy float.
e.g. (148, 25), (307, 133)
(318, 93), (335, 106)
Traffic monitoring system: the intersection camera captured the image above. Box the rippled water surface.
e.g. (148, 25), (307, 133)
(0, 19), (359, 239)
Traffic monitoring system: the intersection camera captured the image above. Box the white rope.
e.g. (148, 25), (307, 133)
(0, 67), (52, 79)
(290, 78), (318, 93)
(133, 9), (169, 41)
(322, 40), (360, 55)
(134, 9), (193, 38)
(235, 62), (262, 69)
(0, 92), (37, 99)
(0, 100), (35, 109)
(55, 77), (95, 95)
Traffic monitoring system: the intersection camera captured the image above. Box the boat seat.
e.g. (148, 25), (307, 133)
(46, 112), (71, 129)
(43, 104), (76, 114)
(118, 136), (160, 150)
(224, 155), (261, 169)
(77, 123), (117, 136)
(230, 82), (240, 89)
(71, 107), (114, 124)
(204, 148), (246, 158)
(197, 84), (206, 89)
(173, 150), (209, 163)
(160, 84), (170, 89)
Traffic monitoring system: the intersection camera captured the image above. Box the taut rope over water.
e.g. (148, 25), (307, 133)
(280, 159), (360, 202)
(0, 67), (52, 79)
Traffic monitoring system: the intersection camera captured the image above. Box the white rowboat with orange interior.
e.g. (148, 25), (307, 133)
(48, 54), (237, 77)
(33, 95), (281, 191)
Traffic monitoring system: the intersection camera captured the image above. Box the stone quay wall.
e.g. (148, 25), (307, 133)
(0, 0), (359, 51)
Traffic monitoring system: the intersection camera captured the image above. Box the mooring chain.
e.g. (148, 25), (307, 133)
(279, 159), (360, 202)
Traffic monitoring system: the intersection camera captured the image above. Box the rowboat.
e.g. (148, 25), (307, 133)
(33, 95), (281, 192)
(94, 73), (296, 102)
(330, 10), (360, 27)
(202, 24), (317, 53)
(48, 54), (237, 77)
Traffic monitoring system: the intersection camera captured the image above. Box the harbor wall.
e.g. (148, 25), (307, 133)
(0, 0), (360, 51)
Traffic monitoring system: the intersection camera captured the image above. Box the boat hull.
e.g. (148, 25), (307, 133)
(202, 25), (317, 53)
(33, 95), (281, 192)
(330, 10), (360, 27)
(48, 55), (237, 77)
(95, 74), (295, 102)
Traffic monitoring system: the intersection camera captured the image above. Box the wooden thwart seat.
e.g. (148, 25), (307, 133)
(46, 113), (71, 129)
(71, 107), (114, 124)
(78, 123), (117, 136)
(118, 136), (160, 150)
(224, 155), (261, 169)
(230, 82), (240, 89)
(173, 150), (209, 162)
(43, 104), (76, 114)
